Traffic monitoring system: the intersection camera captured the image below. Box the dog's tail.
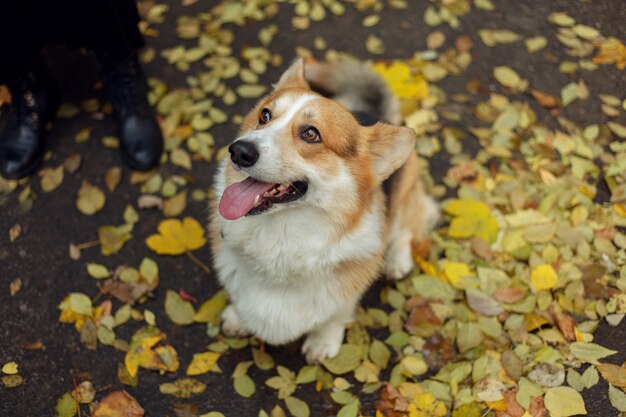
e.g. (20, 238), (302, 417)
(304, 58), (401, 125)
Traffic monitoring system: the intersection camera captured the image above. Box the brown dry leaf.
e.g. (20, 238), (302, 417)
(0, 85), (11, 107)
(9, 278), (22, 296)
(503, 389), (525, 417)
(375, 383), (409, 415)
(471, 237), (493, 260)
(456, 34), (474, 52)
(99, 279), (151, 305)
(528, 395), (548, 417)
(530, 89), (560, 109)
(91, 390), (144, 417)
(597, 363), (626, 388)
(550, 309), (577, 341)
(446, 161), (477, 184)
(492, 287), (526, 304)
(427, 31), (446, 49)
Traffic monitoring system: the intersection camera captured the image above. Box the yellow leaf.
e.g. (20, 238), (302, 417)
(409, 393), (447, 417)
(401, 356), (428, 376)
(372, 61), (429, 100)
(2, 362), (18, 375)
(146, 217), (207, 255)
(531, 264), (558, 291)
(526, 313), (550, 331)
(445, 199), (499, 243)
(485, 399), (507, 411)
(443, 262), (474, 289)
(593, 37), (626, 70)
(124, 350), (140, 378)
(544, 386), (587, 416)
(193, 290), (228, 323)
(125, 334), (162, 377)
(414, 256), (438, 276)
(186, 352), (221, 376)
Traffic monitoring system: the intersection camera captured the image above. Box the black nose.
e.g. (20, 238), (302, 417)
(229, 140), (259, 167)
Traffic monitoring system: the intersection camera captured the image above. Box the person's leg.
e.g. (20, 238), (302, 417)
(86, 0), (163, 171)
(97, 50), (163, 171)
(0, 5), (59, 179)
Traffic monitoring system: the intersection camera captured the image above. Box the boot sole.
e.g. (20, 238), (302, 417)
(0, 149), (44, 180)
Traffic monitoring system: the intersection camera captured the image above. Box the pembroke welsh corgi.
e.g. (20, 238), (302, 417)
(209, 58), (438, 363)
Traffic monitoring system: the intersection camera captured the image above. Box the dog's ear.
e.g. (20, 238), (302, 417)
(365, 123), (417, 182)
(275, 58), (309, 90)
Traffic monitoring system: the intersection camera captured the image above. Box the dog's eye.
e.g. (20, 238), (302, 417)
(259, 108), (272, 125)
(300, 126), (321, 143)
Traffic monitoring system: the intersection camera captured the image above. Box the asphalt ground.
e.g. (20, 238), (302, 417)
(0, 0), (625, 416)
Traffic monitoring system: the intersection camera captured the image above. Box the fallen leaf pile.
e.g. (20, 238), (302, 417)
(1, 1), (625, 416)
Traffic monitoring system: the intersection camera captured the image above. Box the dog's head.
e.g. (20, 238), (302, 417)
(219, 59), (416, 221)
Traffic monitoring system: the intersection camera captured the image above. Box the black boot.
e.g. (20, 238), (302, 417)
(99, 52), (163, 171)
(0, 61), (59, 179)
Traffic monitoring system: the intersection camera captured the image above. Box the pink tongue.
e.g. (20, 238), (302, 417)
(219, 177), (275, 220)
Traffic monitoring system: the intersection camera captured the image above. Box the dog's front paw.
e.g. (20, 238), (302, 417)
(384, 243), (414, 280)
(221, 305), (251, 338)
(302, 330), (343, 364)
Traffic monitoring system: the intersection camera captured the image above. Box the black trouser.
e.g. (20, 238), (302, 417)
(0, 0), (145, 83)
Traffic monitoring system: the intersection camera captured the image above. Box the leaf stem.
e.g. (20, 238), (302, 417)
(75, 240), (100, 250)
(186, 250), (211, 275)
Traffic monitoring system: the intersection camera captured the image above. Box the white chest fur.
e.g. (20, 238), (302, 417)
(213, 181), (385, 344)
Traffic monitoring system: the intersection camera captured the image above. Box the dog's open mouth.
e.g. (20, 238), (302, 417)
(219, 176), (308, 220)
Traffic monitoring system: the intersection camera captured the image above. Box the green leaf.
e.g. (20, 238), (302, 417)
(369, 340), (391, 369)
(567, 369), (584, 391)
(233, 375), (256, 398)
(284, 396), (310, 417)
(295, 365), (318, 384)
(336, 400), (360, 417)
(609, 385), (626, 412)
(252, 348), (275, 370)
(322, 344), (363, 375)
(55, 392), (77, 417)
(139, 258), (159, 285)
(86, 263), (110, 279)
(570, 342), (617, 364)
(165, 290), (195, 325)
(159, 378), (207, 398)
(457, 322), (484, 353)
(581, 366), (599, 388)
(59, 293), (93, 317)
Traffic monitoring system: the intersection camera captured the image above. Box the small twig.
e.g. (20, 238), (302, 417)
(186, 250), (211, 275)
(95, 384), (113, 393)
(70, 369), (82, 417)
(75, 240), (100, 250)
